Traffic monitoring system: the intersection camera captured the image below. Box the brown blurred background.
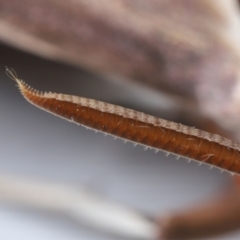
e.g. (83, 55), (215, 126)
(1, 1), (240, 239)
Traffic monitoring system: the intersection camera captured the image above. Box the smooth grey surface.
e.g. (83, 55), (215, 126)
(0, 43), (239, 239)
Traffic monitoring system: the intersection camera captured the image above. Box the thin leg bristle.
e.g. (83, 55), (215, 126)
(5, 67), (18, 81)
(165, 152), (170, 157)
